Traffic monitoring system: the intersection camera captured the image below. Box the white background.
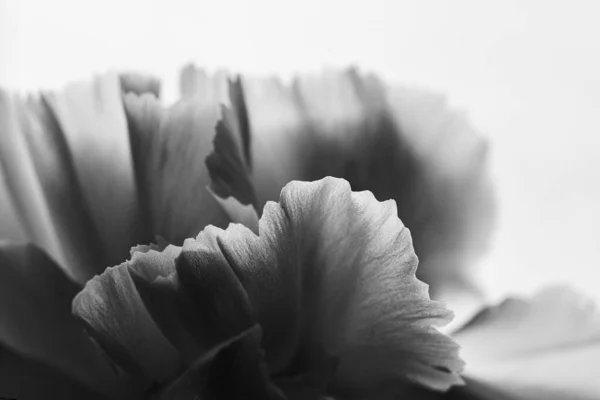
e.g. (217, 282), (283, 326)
(1, 0), (599, 303)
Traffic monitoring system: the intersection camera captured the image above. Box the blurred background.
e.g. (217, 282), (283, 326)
(1, 0), (598, 303)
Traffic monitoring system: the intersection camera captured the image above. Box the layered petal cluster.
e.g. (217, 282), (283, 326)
(0, 67), (498, 399)
(73, 177), (463, 399)
(194, 67), (496, 301)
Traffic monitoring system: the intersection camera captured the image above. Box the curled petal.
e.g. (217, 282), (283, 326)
(72, 248), (183, 388)
(206, 80), (258, 209)
(205, 78), (260, 232)
(219, 69), (495, 302)
(73, 229), (259, 392)
(213, 177), (463, 392)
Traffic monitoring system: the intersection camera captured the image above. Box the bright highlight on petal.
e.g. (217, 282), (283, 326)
(72, 177), (463, 398)
(214, 177), (464, 393)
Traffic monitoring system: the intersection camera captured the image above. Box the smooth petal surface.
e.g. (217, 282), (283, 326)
(0, 243), (127, 396)
(44, 73), (145, 275)
(0, 90), (70, 277)
(123, 92), (229, 245)
(0, 90), (109, 282)
(453, 287), (600, 399)
(240, 74), (312, 207)
(214, 177), (463, 393)
(179, 65), (230, 104)
(0, 74), (162, 282)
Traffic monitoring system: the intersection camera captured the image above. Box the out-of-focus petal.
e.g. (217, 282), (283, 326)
(206, 82), (257, 208)
(123, 91), (229, 245)
(0, 243), (128, 396)
(386, 85), (496, 301)
(232, 69), (495, 302)
(120, 73), (161, 98)
(0, 90), (111, 282)
(214, 177), (463, 393)
(453, 286), (600, 399)
(157, 325), (285, 400)
(206, 78), (260, 233)
(179, 64), (229, 104)
(240, 75), (311, 207)
(0, 74), (162, 282)
(0, 163), (27, 243)
(0, 345), (109, 400)
(43, 73), (145, 276)
(72, 248), (183, 388)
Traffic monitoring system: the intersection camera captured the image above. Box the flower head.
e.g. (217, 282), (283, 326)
(0, 67), (496, 399)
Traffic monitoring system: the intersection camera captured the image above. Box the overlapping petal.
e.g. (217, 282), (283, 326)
(200, 66), (496, 301)
(73, 177), (462, 399)
(0, 74), (160, 282)
(123, 89), (230, 245)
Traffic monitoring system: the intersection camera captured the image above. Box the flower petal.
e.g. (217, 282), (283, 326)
(120, 73), (161, 97)
(205, 78), (260, 232)
(72, 248), (183, 388)
(453, 286), (600, 399)
(179, 64), (229, 103)
(214, 177), (463, 392)
(385, 85), (496, 300)
(123, 92), (229, 244)
(234, 69), (495, 302)
(0, 89), (112, 282)
(240, 74), (312, 207)
(73, 228), (261, 392)
(0, 162), (27, 243)
(130, 226), (256, 362)
(0, 243), (126, 396)
(206, 80), (258, 209)
(44, 73), (145, 275)
(157, 325), (285, 400)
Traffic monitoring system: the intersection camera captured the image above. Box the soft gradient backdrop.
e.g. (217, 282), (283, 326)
(1, 0), (598, 303)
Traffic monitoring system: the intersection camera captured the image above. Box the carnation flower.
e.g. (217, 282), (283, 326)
(0, 68), (595, 400)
